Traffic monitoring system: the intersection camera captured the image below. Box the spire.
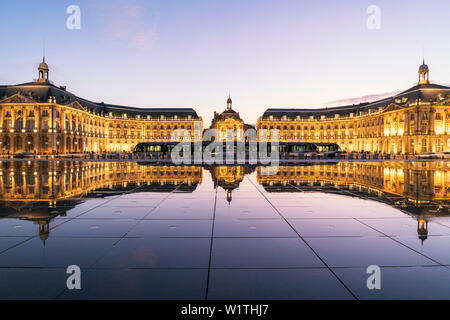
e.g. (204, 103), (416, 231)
(37, 55), (49, 83)
(226, 189), (232, 204)
(226, 95), (232, 111)
(418, 59), (429, 85)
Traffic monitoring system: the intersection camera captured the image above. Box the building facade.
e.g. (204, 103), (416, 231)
(2, 60), (450, 155)
(209, 96), (254, 141)
(257, 62), (450, 154)
(0, 59), (202, 155)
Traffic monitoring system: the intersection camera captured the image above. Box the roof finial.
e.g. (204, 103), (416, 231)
(43, 38), (46, 63)
(418, 59), (429, 85)
(227, 94), (232, 110)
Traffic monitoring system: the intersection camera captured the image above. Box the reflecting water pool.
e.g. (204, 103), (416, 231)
(0, 160), (449, 300)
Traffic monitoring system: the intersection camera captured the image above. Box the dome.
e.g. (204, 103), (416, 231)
(39, 61), (49, 71)
(419, 60), (429, 73)
(39, 231), (49, 241)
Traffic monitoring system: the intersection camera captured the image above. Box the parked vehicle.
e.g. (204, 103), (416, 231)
(14, 152), (35, 159)
(418, 152), (450, 159)
(314, 143), (343, 159)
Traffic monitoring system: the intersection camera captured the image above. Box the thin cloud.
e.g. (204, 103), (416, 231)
(132, 29), (158, 50)
(325, 91), (401, 107)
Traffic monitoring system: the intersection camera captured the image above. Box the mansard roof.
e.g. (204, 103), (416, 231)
(0, 81), (200, 119)
(262, 83), (450, 119)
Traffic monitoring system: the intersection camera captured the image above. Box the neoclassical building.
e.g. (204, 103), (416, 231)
(0, 59), (202, 154)
(258, 62), (450, 154)
(209, 96), (254, 141)
(2, 59), (450, 155)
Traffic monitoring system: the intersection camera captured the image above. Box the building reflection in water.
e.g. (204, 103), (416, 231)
(0, 161), (448, 244)
(258, 161), (449, 243)
(207, 165), (255, 203)
(0, 161), (203, 243)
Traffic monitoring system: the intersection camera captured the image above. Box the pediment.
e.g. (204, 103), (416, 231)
(382, 103), (404, 113)
(0, 93), (36, 104)
(439, 97), (450, 106)
(67, 101), (87, 112)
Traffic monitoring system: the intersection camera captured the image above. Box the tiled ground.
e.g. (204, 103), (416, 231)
(1, 169), (450, 300)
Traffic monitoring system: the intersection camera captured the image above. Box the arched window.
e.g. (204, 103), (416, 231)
(40, 136), (48, 149)
(15, 118), (23, 130)
(26, 119), (35, 130)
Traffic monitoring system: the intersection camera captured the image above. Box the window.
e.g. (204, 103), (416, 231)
(26, 119), (35, 130)
(15, 118), (23, 130)
(3, 119), (12, 130)
(422, 139), (427, 153)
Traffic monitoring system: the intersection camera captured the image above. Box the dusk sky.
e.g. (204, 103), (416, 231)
(1, 0), (450, 124)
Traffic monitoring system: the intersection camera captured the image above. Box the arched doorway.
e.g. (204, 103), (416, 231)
(436, 139), (444, 152)
(13, 135), (23, 152)
(40, 136), (49, 153)
(66, 137), (71, 153)
(56, 136), (63, 153)
(25, 135), (34, 152)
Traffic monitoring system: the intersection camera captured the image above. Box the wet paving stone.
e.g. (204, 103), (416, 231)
(0, 161), (448, 299)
